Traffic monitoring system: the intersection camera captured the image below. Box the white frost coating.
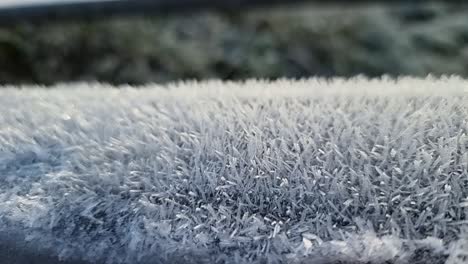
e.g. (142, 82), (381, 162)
(0, 77), (467, 264)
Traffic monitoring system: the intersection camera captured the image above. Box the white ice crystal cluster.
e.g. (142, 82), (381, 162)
(0, 78), (467, 264)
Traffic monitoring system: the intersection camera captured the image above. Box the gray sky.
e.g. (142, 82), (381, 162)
(0, 0), (112, 7)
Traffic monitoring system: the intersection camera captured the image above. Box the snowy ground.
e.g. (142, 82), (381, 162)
(0, 78), (467, 263)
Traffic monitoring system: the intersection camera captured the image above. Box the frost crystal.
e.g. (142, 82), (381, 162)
(0, 78), (467, 263)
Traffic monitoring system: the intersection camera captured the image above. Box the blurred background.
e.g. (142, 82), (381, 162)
(0, 2), (466, 85)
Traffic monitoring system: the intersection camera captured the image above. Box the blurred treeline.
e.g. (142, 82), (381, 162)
(0, 3), (467, 85)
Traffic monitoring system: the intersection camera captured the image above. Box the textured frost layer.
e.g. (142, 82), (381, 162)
(0, 78), (467, 264)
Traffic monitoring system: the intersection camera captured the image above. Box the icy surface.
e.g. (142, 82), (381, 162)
(0, 78), (467, 263)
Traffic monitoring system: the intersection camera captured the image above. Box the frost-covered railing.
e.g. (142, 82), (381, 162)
(0, 0), (465, 24)
(1, 79), (467, 264)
